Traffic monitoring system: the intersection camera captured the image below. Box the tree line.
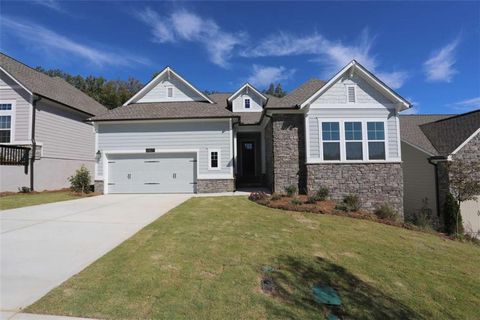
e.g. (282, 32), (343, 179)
(35, 67), (288, 108)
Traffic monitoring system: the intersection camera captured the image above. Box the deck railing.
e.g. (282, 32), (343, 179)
(0, 144), (30, 166)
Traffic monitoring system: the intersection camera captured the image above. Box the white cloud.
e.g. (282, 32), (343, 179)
(451, 96), (480, 112)
(136, 8), (246, 68)
(31, 0), (63, 12)
(1, 17), (149, 67)
(424, 39), (460, 82)
(242, 29), (408, 88)
(247, 65), (296, 88)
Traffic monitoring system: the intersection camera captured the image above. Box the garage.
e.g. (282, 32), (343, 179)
(106, 153), (197, 193)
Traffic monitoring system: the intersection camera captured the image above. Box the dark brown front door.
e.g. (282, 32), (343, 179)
(241, 141), (256, 179)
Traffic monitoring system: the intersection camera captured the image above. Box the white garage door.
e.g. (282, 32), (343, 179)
(107, 153), (196, 193)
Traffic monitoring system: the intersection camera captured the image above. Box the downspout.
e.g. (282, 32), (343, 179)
(30, 96), (41, 191)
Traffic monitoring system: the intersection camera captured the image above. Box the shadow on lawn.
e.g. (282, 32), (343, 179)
(264, 255), (424, 320)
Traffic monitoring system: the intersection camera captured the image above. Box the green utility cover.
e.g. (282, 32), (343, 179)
(312, 285), (341, 306)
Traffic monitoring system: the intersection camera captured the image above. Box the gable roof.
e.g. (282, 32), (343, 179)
(420, 109), (480, 155)
(0, 52), (107, 116)
(266, 79), (326, 109)
(300, 60), (411, 110)
(400, 114), (453, 155)
(227, 83), (268, 103)
(123, 67), (214, 106)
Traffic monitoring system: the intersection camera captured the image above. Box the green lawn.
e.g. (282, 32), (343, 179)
(27, 197), (480, 319)
(0, 191), (84, 210)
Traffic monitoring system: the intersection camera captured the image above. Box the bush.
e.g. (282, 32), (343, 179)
(290, 197), (302, 205)
(306, 195), (317, 204)
(408, 198), (436, 229)
(336, 194), (361, 212)
(68, 165), (91, 194)
(248, 192), (269, 202)
(315, 187), (329, 201)
(285, 185), (297, 197)
(443, 192), (463, 235)
(374, 203), (398, 221)
(18, 186), (31, 193)
(270, 193), (282, 201)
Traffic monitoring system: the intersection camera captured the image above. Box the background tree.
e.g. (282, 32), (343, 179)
(35, 67), (144, 109)
(263, 83), (287, 97)
(446, 160), (480, 236)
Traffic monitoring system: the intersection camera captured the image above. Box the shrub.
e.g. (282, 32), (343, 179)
(284, 185), (297, 197)
(336, 194), (361, 212)
(408, 198), (436, 229)
(290, 197), (302, 205)
(18, 186), (31, 193)
(270, 193), (282, 201)
(248, 192), (269, 202)
(315, 187), (329, 201)
(443, 192), (463, 235)
(68, 165), (91, 194)
(306, 195), (317, 204)
(374, 203), (398, 221)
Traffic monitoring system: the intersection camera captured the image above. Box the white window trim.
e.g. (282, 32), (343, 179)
(344, 121), (364, 161)
(366, 121), (387, 161)
(317, 118), (389, 163)
(208, 148), (221, 170)
(345, 84), (357, 104)
(244, 97), (251, 109)
(0, 100), (16, 143)
(166, 86), (174, 98)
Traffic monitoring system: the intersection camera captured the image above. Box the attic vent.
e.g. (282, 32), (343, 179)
(347, 86), (356, 103)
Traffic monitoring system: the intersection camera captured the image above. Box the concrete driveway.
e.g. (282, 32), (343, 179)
(0, 194), (191, 312)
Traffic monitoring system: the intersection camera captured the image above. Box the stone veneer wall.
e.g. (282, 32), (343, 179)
(197, 179), (235, 193)
(94, 180), (104, 193)
(306, 163), (404, 215)
(437, 132), (480, 219)
(272, 114), (306, 193)
(264, 120), (274, 191)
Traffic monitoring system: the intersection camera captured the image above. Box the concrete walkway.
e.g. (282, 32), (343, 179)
(0, 194), (191, 313)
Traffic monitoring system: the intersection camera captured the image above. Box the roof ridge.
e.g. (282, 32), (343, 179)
(427, 108), (480, 124)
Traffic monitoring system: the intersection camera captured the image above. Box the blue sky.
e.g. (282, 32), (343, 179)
(1, 1), (479, 114)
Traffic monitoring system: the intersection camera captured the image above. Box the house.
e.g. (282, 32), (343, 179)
(400, 110), (480, 236)
(0, 53), (108, 192)
(91, 60), (411, 215)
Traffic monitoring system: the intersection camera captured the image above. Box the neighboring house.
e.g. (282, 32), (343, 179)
(400, 110), (480, 236)
(0, 53), (107, 192)
(91, 60), (410, 215)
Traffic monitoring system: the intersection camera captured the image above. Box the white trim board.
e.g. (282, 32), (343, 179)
(228, 83), (268, 103)
(0, 99), (16, 143)
(300, 60), (411, 110)
(122, 67), (214, 106)
(0, 66), (33, 96)
(451, 128), (480, 156)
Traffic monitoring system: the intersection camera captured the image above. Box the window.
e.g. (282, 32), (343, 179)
(167, 87), (173, 98)
(244, 98), (250, 109)
(345, 122), (363, 160)
(209, 149), (220, 170)
(0, 102), (13, 143)
(322, 122), (340, 160)
(347, 86), (356, 103)
(367, 122), (385, 160)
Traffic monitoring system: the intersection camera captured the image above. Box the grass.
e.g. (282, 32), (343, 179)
(27, 197), (480, 319)
(0, 191), (85, 210)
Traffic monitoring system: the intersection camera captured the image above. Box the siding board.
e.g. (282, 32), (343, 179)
(97, 120), (232, 177)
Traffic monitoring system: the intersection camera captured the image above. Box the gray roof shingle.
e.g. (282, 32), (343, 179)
(420, 109), (480, 155)
(400, 115), (453, 155)
(266, 79), (326, 109)
(0, 53), (107, 116)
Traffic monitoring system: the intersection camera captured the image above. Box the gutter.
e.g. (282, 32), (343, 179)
(427, 155), (448, 218)
(30, 95), (42, 191)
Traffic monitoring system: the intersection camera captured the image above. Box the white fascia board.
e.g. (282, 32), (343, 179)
(0, 66), (33, 95)
(300, 60), (411, 110)
(228, 83), (268, 102)
(450, 128), (480, 156)
(122, 67), (214, 106)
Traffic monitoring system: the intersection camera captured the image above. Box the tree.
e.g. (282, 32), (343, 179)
(274, 83), (286, 97)
(264, 83), (275, 96)
(447, 160), (480, 236)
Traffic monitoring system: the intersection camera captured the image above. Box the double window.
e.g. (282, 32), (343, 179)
(208, 149), (220, 170)
(320, 120), (386, 161)
(0, 103), (13, 143)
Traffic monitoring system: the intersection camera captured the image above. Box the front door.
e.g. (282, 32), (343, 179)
(241, 141), (256, 179)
